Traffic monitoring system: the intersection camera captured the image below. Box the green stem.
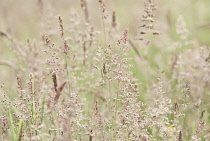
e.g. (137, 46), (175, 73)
(65, 55), (71, 94)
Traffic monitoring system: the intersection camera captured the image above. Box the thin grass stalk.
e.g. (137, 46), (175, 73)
(99, 1), (110, 99)
(128, 40), (142, 60)
(40, 94), (46, 123)
(98, 1), (107, 47)
(178, 130), (182, 141)
(65, 55), (71, 94)
(59, 16), (71, 94)
(32, 97), (37, 125)
(100, 4), (112, 100)
(80, 0), (89, 23)
(82, 35), (86, 66)
(102, 16), (107, 47)
(0, 60), (18, 71)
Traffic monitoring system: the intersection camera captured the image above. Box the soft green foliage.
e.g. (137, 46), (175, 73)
(17, 119), (23, 141)
(8, 109), (17, 141)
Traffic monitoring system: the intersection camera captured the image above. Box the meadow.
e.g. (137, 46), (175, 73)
(0, 0), (210, 140)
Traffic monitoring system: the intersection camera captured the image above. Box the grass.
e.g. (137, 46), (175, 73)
(0, 0), (210, 140)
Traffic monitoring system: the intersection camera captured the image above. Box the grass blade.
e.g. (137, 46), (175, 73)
(17, 119), (23, 141)
(8, 108), (17, 141)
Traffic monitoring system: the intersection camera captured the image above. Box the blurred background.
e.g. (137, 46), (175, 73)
(0, 0), (209, 93)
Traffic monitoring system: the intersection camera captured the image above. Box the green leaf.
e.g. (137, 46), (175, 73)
(8, 108), (17, 141)
(17, 119), (23, 141)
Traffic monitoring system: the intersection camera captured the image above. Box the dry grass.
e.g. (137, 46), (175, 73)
(0, 0), (210, 140)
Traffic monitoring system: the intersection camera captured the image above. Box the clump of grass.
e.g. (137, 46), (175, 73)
(0, 0), (210, 141)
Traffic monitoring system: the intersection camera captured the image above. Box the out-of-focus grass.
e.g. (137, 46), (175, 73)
(0, 0), (210, 140)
